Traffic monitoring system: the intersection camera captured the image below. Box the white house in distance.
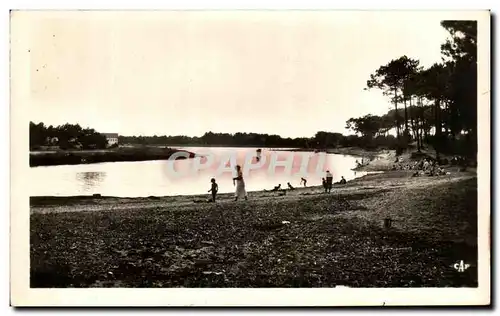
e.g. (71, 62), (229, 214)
(102, 133), (119, 147)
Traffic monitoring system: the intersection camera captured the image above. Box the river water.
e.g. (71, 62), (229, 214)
(29, 147), (369, 197)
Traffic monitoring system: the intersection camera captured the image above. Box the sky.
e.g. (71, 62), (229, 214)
(17, 11), (453, 138)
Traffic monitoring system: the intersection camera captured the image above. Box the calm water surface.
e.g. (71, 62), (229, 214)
(29, 147), (370, 197)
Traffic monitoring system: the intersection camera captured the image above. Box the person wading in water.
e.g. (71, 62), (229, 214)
(256, 149), (262, 162)
(233, 165), (248, 201)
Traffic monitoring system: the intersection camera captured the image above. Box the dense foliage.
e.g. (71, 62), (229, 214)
(363, 21), (477, 158)
(30, 122), (108, 150)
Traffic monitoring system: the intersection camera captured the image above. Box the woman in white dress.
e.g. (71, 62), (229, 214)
(233, 165), (248, 201)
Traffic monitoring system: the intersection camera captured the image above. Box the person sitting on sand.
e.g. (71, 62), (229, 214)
(338, 176), (346, 185)
(436, 166), (448, 176)
(430, 164), (437, 176)
(287, 182), (295, 190)
(271, 184), (281, 191)
(207, 178), (218, 202)
(325, 170), (333, 193)
(233, 165), (248, 201)
(417, 160), (424, 170)
(300, 177), (307, 187)
(423, 159), (430, 171)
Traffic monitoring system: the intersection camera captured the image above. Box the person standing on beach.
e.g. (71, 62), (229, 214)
(300, 177), (307, 187)
(325, 170), (333, 193)
(233, 165), (248, 201)
(207, 178), (218, 202)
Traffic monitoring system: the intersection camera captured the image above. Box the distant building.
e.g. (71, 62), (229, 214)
(103, 133), (119, 147)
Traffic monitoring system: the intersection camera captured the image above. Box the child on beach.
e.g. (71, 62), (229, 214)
(208, 178), (218, 202)
(300, 177), (307, 187)
(322, 178), (327, 191)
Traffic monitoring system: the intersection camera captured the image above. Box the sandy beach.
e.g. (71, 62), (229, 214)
(30, 155), (478, 287)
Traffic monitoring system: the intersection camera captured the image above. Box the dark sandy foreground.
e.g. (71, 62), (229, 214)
(30, 171), (478, 288)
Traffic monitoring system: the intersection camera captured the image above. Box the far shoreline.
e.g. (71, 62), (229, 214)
(29, 147), (196, 167)
(274, 146), (384, 158)
(29, 145), (384, 167)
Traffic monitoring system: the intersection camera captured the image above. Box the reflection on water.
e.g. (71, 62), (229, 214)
(29, 147), (372, 197)
(75, 172), (106, 192)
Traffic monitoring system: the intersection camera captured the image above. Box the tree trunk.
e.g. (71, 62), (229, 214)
(394, 88), (400, 140)
(417, 97), (424, 149)
(411, 114), (420, 152)
(416, 112), (420, 148)
(404, 96), (409, 139)
(409, 98), (416, 141)
(434, 98), (441, 161)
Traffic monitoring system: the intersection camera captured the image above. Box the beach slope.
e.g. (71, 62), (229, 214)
(30, 171), (478, 287)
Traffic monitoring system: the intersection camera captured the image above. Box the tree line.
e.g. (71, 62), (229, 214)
(359, 21), (477, 159)
(118, 131), (399, 149)
(30, 121), (398, 151)
(29, 121), (399, 151)
(30, 122), (108, 150)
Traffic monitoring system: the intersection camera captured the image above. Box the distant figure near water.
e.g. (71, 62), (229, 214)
(207, 178), (218, 202)
(300, 177), (307, 187)
(256, 149), (262, 162)
(287, 182), (295, 190)
(233, 165), (248, 201)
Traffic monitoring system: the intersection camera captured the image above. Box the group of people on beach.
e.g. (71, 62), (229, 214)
(355, 158), (371, 168)
(207, 165), (347, 202)
(390, 157), (450, 177)
(410, 158), (449, 177)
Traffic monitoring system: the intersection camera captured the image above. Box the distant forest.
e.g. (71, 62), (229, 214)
(118, 131), (397, 149)
(30, 21), (477, 160)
